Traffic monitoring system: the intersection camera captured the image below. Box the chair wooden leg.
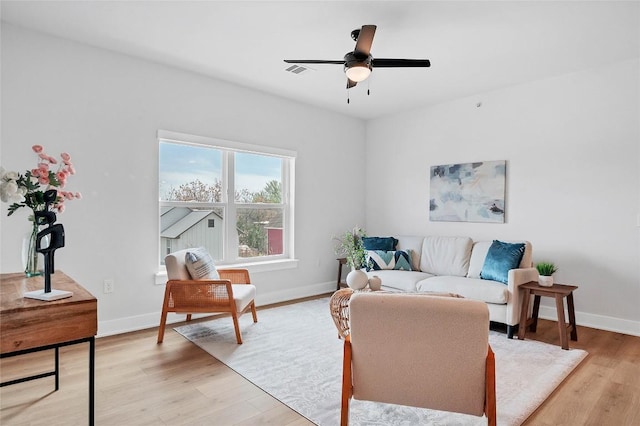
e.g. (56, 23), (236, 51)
(485, 345), (497, 426)
(250, 302), (258, 323)
(231, 312), (243, 344)
(341, 337), (352, 426)
(186, 314), (192, 322)
(157, 287), (172, 344)
(157, 308), (168, 343)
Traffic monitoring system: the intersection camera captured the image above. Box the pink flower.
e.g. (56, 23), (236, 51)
(56, 172), (67, 186)
(74, 192), (82, 199)
(67, 165), (76, 175)
(31, 168), (41, 177)
(38, 175), (49, 185)
(64, 191), (74, 200)
(38, 163), (49, 171)
(56, 203), (65, 214)
(38, 153), (49, 160)
(61, 153), (71, 161)
(32, 145), (43, 153)
(48, 156), (57, 165)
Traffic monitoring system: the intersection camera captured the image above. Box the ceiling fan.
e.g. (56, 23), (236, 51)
(284, 25), (430, 89)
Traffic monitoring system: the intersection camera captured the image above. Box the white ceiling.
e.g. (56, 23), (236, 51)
(2, 1), (639, 120)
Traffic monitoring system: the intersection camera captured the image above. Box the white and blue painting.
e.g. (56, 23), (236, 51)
(430, 160), (506, 223)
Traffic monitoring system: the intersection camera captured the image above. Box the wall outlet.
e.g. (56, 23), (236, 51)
(103, 279), (114, 294)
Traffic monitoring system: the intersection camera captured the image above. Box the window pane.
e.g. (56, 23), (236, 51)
(236, 207), (284, 257)
(235, 153), (282, 203)
(160, 141), (222, 202)
(160, 206), (225, 263)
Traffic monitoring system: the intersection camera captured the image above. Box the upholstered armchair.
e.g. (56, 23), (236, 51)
(340, 292), (496, 426)
(157, 248), (257, 344)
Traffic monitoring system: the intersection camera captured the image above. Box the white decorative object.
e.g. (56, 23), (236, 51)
(368, 275), (382, 291)
(346, 269), (368, 290)
(538, 275), (554, 287)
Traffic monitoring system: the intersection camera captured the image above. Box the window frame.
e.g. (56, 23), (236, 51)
(157, 130), (297, 277)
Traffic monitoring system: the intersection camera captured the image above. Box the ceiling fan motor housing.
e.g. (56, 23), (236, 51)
(344, 51), (372, 72)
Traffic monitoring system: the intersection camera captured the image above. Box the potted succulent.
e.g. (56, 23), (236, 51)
(333, 226), (369, 289)
(536, 261), (558, 287)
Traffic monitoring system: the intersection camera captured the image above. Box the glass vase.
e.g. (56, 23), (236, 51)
(22, 221), (42, 277)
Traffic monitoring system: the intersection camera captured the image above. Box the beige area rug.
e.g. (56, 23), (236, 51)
(175, 297), (587, 426)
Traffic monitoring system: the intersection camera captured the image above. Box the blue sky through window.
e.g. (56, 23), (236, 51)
(159, 142), (281, 199)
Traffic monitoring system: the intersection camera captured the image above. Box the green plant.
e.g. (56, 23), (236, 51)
(536, 262), (558, 276)
(333, 226), (367, 270)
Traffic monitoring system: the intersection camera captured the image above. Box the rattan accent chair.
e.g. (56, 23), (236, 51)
(340, 292), (496, 426)
(157, 249), (258, 344)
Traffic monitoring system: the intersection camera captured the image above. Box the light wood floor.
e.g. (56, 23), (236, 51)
(2, 296), (639, 425)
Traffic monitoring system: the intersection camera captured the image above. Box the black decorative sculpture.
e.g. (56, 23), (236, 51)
(34, 189), (65, 293)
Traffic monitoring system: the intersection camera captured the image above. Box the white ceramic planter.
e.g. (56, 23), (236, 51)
(346, 269), (369, 290)
(538, 275), (554, 287)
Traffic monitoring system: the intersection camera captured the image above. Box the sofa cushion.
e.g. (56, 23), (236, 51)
(365, 270), (434, 292)
(395, 236), (425, 271)
(366, 250), (413, 271)
(480, 240), (526, 284)
(362, 236), (398, 251)
(419, 236), (473, 277)
(468, 240), (533, 279)
(416, 275), (509, 304)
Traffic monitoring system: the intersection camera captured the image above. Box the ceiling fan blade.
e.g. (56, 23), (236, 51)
(354, 25), (376, 56)
(284, 59), (344, 64)
(347, 78), (357, 89)
(372, 58), (431, 68)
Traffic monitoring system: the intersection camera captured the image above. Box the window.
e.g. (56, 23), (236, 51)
(158, 130), (295, 266)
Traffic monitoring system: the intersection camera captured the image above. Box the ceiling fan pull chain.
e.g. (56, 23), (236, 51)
(367, 78), (370, 96)
(347, 91), (350, 104)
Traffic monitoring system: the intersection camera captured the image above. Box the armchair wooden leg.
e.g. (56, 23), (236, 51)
(485, 345), (497, 426)
(231, 312), (243, 344)
(186, 314), (192, 322)
(341, 337), (352, 426)
(250, 302), (258, 323)
(157, 308), (168, 344)
(157, 286), (172, 344)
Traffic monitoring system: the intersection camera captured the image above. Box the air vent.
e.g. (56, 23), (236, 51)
(285, 64), (313, 75)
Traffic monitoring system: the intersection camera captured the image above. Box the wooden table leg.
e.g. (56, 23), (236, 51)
(555, 294), (569, 350)
(567, 292), (578, 341)
(530, 295), (541, 332)
(518, 289), (531, 341)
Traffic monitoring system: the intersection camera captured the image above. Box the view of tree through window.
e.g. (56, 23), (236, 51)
(159, 136), (292, 264)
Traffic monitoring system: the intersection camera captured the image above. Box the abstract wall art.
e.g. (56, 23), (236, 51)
(429, 160), (506, 223)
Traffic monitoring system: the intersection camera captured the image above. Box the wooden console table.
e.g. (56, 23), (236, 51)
(0, 271), (97, 425)
(518, 281), (578, 350)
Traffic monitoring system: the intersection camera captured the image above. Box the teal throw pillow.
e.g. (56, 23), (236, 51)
(367, 250), (413, 271)
(362, 237), (398, 251)
(480, 240), (525, 284)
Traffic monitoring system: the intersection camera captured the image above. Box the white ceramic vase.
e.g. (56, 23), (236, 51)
(368, 275), (382, 291)
(538, 275), (554, 287)
(346, 269), (369, 290)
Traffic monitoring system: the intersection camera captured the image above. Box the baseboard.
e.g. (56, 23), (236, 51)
(538, 306), (640, 337)
(97, 281), (336, 337)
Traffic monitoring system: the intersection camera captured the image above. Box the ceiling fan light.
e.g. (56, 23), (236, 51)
(345, 64), (372, 82)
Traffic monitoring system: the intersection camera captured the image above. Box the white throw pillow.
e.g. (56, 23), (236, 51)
(185, 247), (220, 280)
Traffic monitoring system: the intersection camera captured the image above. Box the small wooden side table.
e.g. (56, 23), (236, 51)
(336, 257), (347, 290)
(518, 281), (578, 350)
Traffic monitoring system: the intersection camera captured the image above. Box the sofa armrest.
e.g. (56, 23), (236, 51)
(505, 267), (539, 326)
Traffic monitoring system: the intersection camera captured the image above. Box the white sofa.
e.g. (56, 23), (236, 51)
(364, 235), (538, 338)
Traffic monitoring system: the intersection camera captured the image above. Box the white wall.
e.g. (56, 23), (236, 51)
(0, 24), (367, 335)
(365, 59), (640, 335)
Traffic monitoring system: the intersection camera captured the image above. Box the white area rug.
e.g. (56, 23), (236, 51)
(175, 297), (587, 426)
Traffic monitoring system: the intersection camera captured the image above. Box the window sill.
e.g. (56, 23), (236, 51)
(154, 258), (299, 285)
